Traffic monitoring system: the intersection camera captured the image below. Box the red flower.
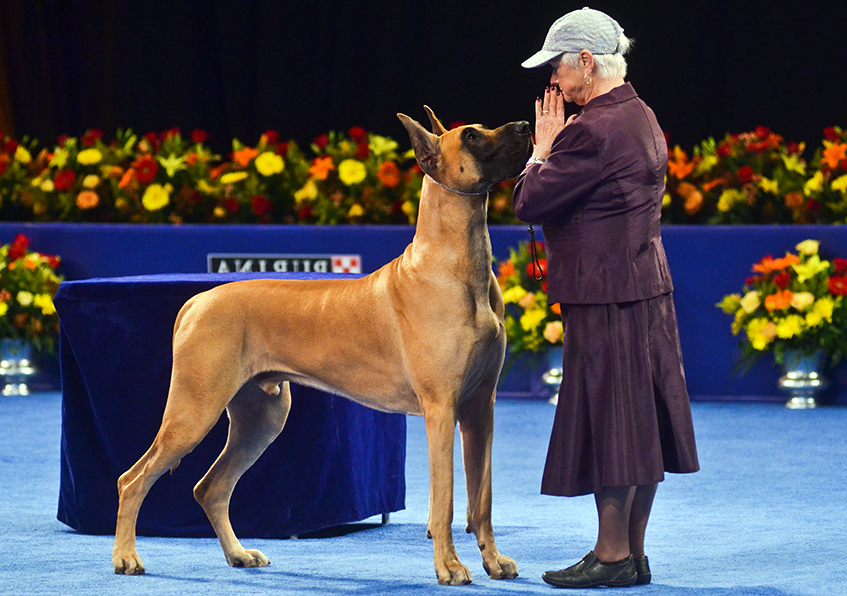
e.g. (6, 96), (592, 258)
(355, 141), (369, 160)
(3, 138), (19, 154)
(8, 234), (29, 262)
(787, 142), (802, 154)
(81, 128), (103, 147)
(313, 134), (329, 151)
(823, 126), (840, 142)
(275, 141), (289, 157)
(755, 126), (771, 139)
(298, 204), (314, 220)
(717, 142), (732, 158)
(160, 127), (181, 141)
(251, 194), (272, 216)
(56, 134), (69, 147)
(38, 253), (60, 269)
(142, 132), (160, 153)
(262, 129), (280, 145)
(773, 271), (791, 289)
(54, 168), (76, 191)
(834, 258), (847, 275)
(224, 198), (240, 213)
(745, 275), (760, 287)
(737, 165), (754, 183)
(190, 129), (209, 144)
(526, 258), (547, 279)
(807, 198), (821, 211)
(828, 275), (847, 296)
(348, 126), (368, 143)
(134, 156), (158, 184)
(0, 160), (8, 176)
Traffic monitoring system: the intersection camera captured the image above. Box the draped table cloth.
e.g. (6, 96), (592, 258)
(54, 272), (406, 537)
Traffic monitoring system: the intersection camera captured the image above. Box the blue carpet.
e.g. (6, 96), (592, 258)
(0, 392), (844, 595)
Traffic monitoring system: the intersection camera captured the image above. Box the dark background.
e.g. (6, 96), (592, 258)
(0, 0), (844, 153)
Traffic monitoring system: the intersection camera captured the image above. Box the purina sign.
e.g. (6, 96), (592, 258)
(207, 253), (362, 274)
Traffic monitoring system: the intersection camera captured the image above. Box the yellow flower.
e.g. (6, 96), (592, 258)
(49, 148), (69, 168)
(33, 294), (56, 316)
(731, 309), (746, 336)
(77, 148), (103, 165)
(795, 239), (819, 256)
(157, 153), (187, 177)
(792, 254), (829, 283)
(16, 291), (33, 307)
(831, 174), (847, 194)
(780, 153), (806, 175)
(14, 146), (32, 164)
(746, 318), (775, 351)
(790, 291), (815, 311)
(196, 179), (215, 194)
(295, 180), (318, 204)
(142, 183), (172, 211)
(82, 174), (100, 189)
(694, 154), (718, 176)
(502, 286), (528, 304)
(543, 321), (564, 344)
(369, 135), (399, 157)
(401, 200), (416, 224)
(717, 293), (742, 314)
(40, 179), (55, 193)
(220, 171), (249, 185)
(255, 152), (285, 177)
(804, 171), (824, 196)
(740, 291), (761, 313)
(338, 159), (367, 185)
(662, 193), (671, 208)
(213, 206), (226, 218)
(0, 302), (7, 316)
(805, 298), (835, 327)
(520, 308), (546, 332)
(347, 203), (365, 218)
(717, 188), (745, 212)
(758, 177), (779, 195)
(775, 315), (804, 339)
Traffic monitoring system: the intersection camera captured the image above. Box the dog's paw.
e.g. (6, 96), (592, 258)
(227, 548), (270, 568)
(483, 553), (519, 580)
(113, 552), (145, 575)
(436, 561), (473, 585)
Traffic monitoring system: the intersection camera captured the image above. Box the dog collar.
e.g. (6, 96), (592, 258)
(426, 175), (489, 197)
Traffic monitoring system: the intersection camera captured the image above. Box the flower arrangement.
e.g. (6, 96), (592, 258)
(663, 127), (811, 224)
(0, 234), (63, 354)
(717, 239), (847, 370)
(802, 126), (847, 222)
(496, 241), (563, 358)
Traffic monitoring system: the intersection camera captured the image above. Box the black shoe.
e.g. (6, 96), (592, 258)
(634, 555), (651, 585)
(542, 551), (637, 589)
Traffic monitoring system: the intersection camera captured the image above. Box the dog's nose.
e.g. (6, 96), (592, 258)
(514, 121), (531, 136)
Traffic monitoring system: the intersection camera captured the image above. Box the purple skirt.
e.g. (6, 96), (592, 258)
(541, 293), (700, 497)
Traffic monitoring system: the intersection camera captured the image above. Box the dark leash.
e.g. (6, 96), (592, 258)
(527, 224), (545, 281)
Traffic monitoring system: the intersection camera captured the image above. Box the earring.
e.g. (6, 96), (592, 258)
(583, 73), (593, 85)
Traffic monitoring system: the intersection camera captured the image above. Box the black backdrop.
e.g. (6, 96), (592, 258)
(0, 0), (844, 153)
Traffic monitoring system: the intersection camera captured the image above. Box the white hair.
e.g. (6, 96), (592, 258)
(558, 33), (633, 80)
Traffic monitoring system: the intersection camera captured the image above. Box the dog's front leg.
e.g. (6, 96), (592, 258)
(423, 404), (472, 585)
(458, 391), (518, 580)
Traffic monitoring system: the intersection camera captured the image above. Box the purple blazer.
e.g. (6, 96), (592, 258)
(513, 83), (673, 305)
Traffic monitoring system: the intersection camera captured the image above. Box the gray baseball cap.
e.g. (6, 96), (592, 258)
(522, 7), (624, 68)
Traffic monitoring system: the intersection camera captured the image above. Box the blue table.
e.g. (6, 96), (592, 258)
(54, 272), (406, 538)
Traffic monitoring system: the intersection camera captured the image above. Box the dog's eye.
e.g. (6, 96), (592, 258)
(464, 130), (477, 142)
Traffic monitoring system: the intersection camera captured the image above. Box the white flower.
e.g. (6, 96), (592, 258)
(740, 291), (760, 314)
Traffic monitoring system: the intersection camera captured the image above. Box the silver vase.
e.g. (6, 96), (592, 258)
(542, 346), (564, 405)
(0, 338), (37, 396)
(778, 350), (828, 409)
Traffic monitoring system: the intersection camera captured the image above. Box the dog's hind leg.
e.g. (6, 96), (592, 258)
(458, 388), (519, 580)
(113, 382), (230, 575)
(193, 379), (292, 568)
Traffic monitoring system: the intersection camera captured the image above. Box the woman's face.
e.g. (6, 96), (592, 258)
(550, 56), (590, 106)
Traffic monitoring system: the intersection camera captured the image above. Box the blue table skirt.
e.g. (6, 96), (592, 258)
(53, 272), (406, 538)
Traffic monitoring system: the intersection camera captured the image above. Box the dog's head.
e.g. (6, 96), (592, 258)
(397, 107), (532, 195)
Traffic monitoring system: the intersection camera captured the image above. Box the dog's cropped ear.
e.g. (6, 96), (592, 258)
(423, 105), (448, 135)
(397, 113), (440, 176)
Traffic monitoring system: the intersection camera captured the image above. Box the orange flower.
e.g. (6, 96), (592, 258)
(764, 289), (793, 311)
(118, 168), (135, 189)
(309, 155), (335, 181)
(232, 146), (259, 168)
(822, 142), (847, 169)
(667, 146), (694, 180)
(76, 190), (100, 210)
(784, 191), (804, 209)
(702, 177), (724, 192)
(210, 164), (228, 180)
(186, 152), (199, 166)
(752, 252), (799, 274)
(377, 161), (401, 188)
(677, 182), (703, 215)
(551, 303), (562, 316)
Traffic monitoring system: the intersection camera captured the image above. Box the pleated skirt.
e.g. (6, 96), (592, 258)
(541, 292), (700, 497)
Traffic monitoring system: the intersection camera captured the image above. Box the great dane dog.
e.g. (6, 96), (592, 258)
(111, 107), (532, 585)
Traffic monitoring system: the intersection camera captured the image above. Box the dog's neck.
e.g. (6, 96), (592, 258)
(410, 176), (493, 284)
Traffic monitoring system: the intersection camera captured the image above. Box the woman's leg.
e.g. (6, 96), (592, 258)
(592, 486), (635, 562)
(628, 483), (658, 557)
